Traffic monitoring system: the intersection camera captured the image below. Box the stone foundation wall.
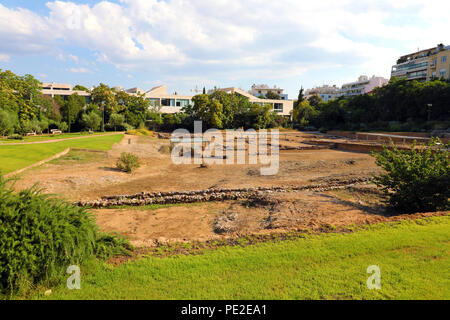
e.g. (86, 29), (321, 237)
(76, 177), (372, 208)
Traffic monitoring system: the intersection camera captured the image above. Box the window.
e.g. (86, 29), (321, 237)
(273, 103), (283, 112)
(149, 98), (160, 106)
(442, 56), (447, 63)
(161, 99), (175, 106)
(440, 69), (446, 77)
(432, 72), (437, 78)
(176, 99), (189, 107)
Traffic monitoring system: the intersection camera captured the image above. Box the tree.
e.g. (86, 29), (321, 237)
(0, 110), (17, 136)
(108, 113), (125, 131)
(373, 139), (449, 213)
(91, 83), (118, 128)
(203, 87), (206, 94)
(294, 86), (305, 109)
(82, 112), (101, 132)
(38, 94), (62, 122)
(58, 121), (68, 132)
(30, 118), (43, 134)
(190, 94), (211, 122)
(265, 90), (281, 100)
(0, 69), (42, 121)
(206, 100), (224, 128)
(39, 118), (49, 134)
(62, 93), (85, 132)
(120, 95), (149, 129)
(307, 94), (322, 108)
(73, 85), (90, 93)
(292, 100), (317, 129)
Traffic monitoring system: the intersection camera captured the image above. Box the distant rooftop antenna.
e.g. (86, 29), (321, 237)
(190, 85), (201, 94)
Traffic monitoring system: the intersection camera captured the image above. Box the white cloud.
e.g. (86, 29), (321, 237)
(69, 67), (91, 73)
(68, 54), (79, 63)
(0, 4), (52, 55)
(0, 0), (450, 88)
(0, 54), (9, 62)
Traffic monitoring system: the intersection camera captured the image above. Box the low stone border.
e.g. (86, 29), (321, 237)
(76, 177), (372, 208)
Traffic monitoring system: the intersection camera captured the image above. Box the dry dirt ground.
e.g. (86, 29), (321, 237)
(13, 131), (447, 247)
(14, 132), (380, 200)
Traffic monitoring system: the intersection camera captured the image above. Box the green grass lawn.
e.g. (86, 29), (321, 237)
(0, 134), (123, 174)
(33, 215), (450, 300)
(0, 132), (121, 144)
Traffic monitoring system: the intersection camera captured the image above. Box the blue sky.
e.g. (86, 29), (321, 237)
(0, 0), (448, 97)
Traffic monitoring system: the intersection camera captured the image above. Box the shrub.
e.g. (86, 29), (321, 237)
(95, 232), (133, 260)
(7, 134), (23, 140)
(372, 138), (449, 213)
(123, 123), (134, 132)
(0, 176), (132, 295)
(116, 152), (140, 173)
(0, 178), (97, 294)
(126, 128), (152, 136)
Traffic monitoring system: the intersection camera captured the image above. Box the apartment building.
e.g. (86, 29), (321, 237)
(338, 75), (388, 97)
(41, 83), (91, 102)
(428, 44), (450, 80)
(143, 85), (192, 113)
(249, 84), (289, 100)
(305, 85), (339, 102)
(391, 44), (450, 81)
(217, 87), (293, 116)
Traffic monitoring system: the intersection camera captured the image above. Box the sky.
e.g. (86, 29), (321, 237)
(0, 0), (449, 97)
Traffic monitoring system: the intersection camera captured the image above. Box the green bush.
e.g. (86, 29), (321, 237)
(372, 138), (449, 213)
(0, 178), (96, 294)
(95, 233), (133, 260)
(116, 152), (140, 173)
(0, 177), (132, 295)
(7, 134), (23, 140)
(126, 128), (152, 136)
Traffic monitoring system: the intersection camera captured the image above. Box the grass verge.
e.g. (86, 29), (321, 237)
(0, 132), (120, 144)
(0, 134), (123, 173)
(30, 215), (450, 300)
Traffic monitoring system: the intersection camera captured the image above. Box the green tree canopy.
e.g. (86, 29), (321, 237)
(82, 111), (101, 131)
(265, 91), (281, 100)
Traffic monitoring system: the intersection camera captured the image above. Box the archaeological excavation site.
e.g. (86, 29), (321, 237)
(11, 130), (447, 249)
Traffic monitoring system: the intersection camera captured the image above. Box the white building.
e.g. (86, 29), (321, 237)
(305, 85), (339, 102)
(143, 85), (193, 114)
(249, 84), (288, 100)
(217, 87), (293, 116)
(40, 83), (90, 102)
(338, 75), (388, 97)
(40, 82), (292, 116)
(142, 85), (293, 116)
